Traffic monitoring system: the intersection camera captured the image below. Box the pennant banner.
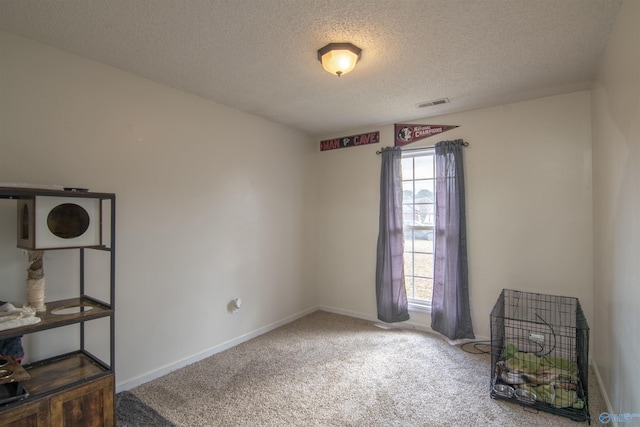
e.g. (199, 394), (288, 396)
(394, 124), (458, 147)
(320, 131), (380, 152)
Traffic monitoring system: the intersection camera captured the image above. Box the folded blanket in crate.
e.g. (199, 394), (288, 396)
(506, 352), (578, 383)
(520, 384), (584, 409)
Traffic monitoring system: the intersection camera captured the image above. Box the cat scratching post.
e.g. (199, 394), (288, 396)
(26, 250), (46, 312)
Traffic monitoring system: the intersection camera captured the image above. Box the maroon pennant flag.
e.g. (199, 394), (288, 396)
(394, 124), (459, 147)
(320, 131), (380, 152)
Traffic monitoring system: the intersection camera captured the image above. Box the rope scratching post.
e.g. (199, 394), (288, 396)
(26, 250), (46, 312)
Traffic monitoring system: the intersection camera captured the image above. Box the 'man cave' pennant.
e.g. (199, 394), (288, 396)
(320, 131), (380, 151)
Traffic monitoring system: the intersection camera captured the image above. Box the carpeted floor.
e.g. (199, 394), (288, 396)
(124, 311), (608, 426)
(116, 390), (176, 426)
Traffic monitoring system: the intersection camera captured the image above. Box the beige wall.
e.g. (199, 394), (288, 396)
(316, 91), (594, 341)
(0, 31), (318, 389)
(2, 2), (636, 409)
(591, 0), (640, 416)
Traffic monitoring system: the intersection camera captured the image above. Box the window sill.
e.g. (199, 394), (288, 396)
(408, 301), (431, 313)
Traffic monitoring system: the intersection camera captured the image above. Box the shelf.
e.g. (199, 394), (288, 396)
(0, 186), (115, 200)
(0, 186), (115, 423)
(24, 352), (109, 396)
(0, 352), (111, 414)
(0, 298), (112, 340)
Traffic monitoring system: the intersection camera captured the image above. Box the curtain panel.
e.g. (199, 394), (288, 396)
(431, 139), (475, 340)
(375, 146), (410, 323)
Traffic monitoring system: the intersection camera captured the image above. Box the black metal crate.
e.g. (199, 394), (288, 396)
(490, 289), (590, 423)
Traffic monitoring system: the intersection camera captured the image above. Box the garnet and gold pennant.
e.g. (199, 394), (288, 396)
(394, 124), (458, 147)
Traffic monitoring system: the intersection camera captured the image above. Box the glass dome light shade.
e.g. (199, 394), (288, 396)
(317, 43), (361, 77)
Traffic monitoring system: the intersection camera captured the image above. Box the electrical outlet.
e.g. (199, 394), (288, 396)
(529, 333), (545, 343)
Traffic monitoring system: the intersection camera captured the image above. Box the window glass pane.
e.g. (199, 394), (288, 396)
(414, 155), (434, 179)
(401, 157), (414, 179)
(401, 149), (434, 305)
(413, 234), (434, 253)
(402, 181), (414, 203)
(416, 203), (435, 226)
(414, 180), (434, 203)
(413, 253), (433, 278)
(404, 254), (414, 279)
(406, 280), (415, 299)
(413, 278), (433, 301)
(404, 235), (414, 252)
(403, 204), (418, 224)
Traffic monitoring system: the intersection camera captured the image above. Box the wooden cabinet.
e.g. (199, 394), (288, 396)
(50, 374), (114, 427)
(0, 398), (49, 427)
(0, 375), (113, 427)
(0, 187), (115, 426)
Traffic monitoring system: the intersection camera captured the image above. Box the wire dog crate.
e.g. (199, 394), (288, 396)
(490, 289), (590, 423)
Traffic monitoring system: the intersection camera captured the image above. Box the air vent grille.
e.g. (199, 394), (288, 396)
(417, 98), (450, 108)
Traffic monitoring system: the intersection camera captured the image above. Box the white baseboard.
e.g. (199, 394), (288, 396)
(317, 304), (490, 343)
(317, 305), (378, 323)
(592, 359), (617, 427)
(116, 305), (319, 393)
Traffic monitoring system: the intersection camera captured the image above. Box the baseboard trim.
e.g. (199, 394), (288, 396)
(317, 305), (490, 342)
(116, 305), (320, 392)
(592, 359), (617, 427)
(317, 305), (378, 323)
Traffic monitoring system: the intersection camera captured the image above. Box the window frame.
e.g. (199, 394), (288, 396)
(401, 148), (435, 312)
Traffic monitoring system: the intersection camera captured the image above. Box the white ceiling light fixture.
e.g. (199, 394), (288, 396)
(317, 43), (362, 77)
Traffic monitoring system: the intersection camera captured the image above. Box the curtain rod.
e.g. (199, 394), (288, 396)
(376, 140), (469, 155)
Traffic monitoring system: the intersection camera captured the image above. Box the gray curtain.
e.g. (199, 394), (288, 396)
(431, 140), (475, 340)
(375, 147), (410, 323)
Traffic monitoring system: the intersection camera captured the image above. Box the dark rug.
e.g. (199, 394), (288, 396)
(116, 391), (176, 427)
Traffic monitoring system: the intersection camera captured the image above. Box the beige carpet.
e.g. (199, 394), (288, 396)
(130, 311), (607, 426)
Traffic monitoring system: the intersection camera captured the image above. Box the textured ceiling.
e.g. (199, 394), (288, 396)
(0, 0), (622, 137)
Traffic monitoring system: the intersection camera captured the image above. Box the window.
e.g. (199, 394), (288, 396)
(401, 149), (435, 310)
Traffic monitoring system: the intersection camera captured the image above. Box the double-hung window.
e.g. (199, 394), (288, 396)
(401, 149), (435, 310)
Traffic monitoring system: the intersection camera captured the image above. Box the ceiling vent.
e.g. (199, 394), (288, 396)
(417, 98), (450, 108)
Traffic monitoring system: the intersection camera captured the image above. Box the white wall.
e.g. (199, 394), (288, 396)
(316, 91), (594, 341)
(591, 0), (640, 416)
(3, 10), (634, 406)
(0, 31), (318, 389)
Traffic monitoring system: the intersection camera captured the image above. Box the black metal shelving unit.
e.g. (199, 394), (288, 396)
(0, 186), (115, 414)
